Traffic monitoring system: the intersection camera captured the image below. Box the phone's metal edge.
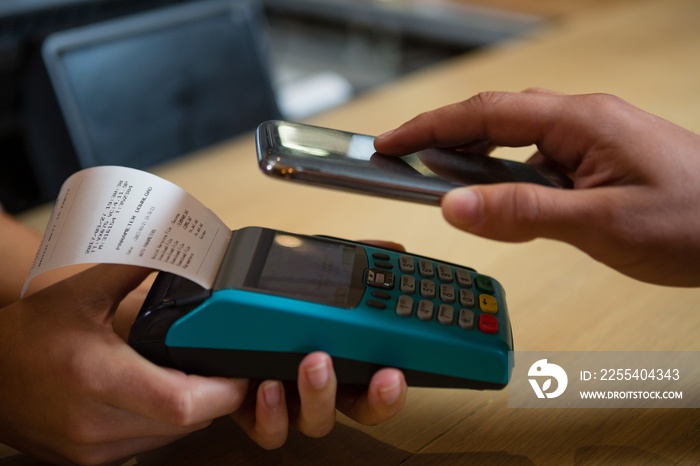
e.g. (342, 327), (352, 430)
(273, 165), (445, 205)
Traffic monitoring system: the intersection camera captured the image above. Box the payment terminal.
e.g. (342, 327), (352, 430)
(129, 227), (514, 389)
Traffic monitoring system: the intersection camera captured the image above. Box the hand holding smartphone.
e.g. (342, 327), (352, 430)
(256, 120), (572, 205)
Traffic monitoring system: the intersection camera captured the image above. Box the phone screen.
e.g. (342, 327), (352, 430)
(256, 120), (572, 205)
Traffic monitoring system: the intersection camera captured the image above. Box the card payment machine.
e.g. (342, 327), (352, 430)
(129, 227), (514, 389)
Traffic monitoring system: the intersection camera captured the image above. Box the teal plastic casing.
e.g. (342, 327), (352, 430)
(130, 227), (513, 389)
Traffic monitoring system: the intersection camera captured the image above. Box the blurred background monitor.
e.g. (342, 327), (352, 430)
(27, 0), (280, 205)
(1, 0), (200, 213)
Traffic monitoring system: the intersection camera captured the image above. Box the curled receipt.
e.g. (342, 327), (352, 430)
(22, 166), (232, 296)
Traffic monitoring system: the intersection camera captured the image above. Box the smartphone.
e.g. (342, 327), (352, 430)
(256, 120), (572, 205)
(129, 227), (514, 389)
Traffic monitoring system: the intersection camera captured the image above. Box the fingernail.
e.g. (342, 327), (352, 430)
(305, 360), (330, 390)
(443, 188), (483, 228)
(378, 374), (403, 406)
(262, 381), (282, 408)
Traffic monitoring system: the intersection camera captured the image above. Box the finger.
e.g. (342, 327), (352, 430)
(55, 264), (153, 320)
(441, 183), (616, 247)
(525, 151), (548, 165)
(452, 139), (497, 155)
(33, 266), (248, 428)
(337, 368), (407, 426)
(295, 352), (337, 438)
(358, 240), (406, 252)
(113, 271), (157, 340)
(375, 91), (564, 152)
(373, 91), (597, 170)
(230, 380), (290, 449)
(99, 345), (249, 427)
(526, 150), (575, 181)
(522, 87), (566, 96)
(58, 395), (215, 446)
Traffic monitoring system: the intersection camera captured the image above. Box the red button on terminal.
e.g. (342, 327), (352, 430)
(478, 314), (499, 334)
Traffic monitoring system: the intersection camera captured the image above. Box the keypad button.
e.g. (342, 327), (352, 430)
(417, 300), (434, 321)
(437, 265), (453, 282)
(396, 295), (414, 317)
(399, 255), (415, 273)
(479, 294), (498, 314)
(475, 275), (495, 294)
(438, 304), (454, 325)
(459, 289), (475, 308)
(440, 284), (456, 303)
(420, 280), (436, 298)
(456, 269), (472, 287)
(371, 290), (391, 300)
(418, 260), (434, 278)
(375, 261), (393, 270)
(458, 309), (475, 329)
(372, 253), (390, 261)
(400, 275), (416, 294)
(366, 268), (395, 289)
(478, 314), (499, 334)
(367, 300), (387, 310)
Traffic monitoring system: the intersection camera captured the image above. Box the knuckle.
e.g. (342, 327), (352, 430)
(159, 390), (196, 426)
(460, 91), (517, 139)
(409, 110), (442, 144)
(581, 92), (630, 114)
(508, 184), (544, 233)
(467, 91), (511, 111)
(522, 86), (560, 95)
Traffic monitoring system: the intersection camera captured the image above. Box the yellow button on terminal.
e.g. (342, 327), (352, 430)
(479, 294), (498, 314)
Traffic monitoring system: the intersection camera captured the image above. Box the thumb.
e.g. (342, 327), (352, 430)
(59, 264), (153, 317)
(441, 184), (598, 245)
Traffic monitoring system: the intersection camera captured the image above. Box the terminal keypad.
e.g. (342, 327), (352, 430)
(366, 252), (500, 335)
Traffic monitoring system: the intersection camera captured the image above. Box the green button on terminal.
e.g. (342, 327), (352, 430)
(475, 275), (495, 294)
